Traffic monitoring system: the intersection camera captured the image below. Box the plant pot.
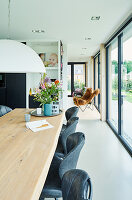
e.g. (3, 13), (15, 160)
(44, 104), (52, 116)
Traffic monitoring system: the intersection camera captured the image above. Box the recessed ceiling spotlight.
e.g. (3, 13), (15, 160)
(80, 54), (85, 56)
(85, 37), (91, 40)
(32, 30), (45, 33)
(82, 48), (87, 50)
(91, 16), (100, 20)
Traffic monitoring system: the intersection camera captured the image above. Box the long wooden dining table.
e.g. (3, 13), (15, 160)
(0, 108), (64, 200)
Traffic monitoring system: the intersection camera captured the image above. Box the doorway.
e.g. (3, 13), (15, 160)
(67, 62), (86, 97)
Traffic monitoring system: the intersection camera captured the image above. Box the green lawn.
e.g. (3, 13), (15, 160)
(126, 92), (132, 103)
(112, 96), (118, 100)
(112, 91), (132, 103)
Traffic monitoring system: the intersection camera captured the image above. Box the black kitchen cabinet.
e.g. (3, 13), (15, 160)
(29, 95), (40, 108)
(0, 88), (6, 105)
(0, 73), (26, 109)
(6, 73), (26, 109)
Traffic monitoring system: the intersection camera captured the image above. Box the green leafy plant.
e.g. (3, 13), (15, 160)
(34, 75), (62, 105)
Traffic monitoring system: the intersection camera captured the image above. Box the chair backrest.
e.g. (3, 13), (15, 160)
(59, 132), (85, 179)
(0, 105), (12, 117)
(60, 117), (79, 154)
(65, 106), (79, 121)
(85, 89), (100, 104)
(62, 169), (92, 200)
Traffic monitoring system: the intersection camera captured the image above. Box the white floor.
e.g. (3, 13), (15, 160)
(46, 98), (132, 200)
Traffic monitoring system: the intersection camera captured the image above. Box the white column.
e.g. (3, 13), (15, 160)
(85, 63), (88, 87)
(87, 56), (94, 88)
(62, 43), (68, 110)
(100, 44), (106, 121)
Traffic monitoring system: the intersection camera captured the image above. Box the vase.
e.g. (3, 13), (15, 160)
(44, 104), (52, 116)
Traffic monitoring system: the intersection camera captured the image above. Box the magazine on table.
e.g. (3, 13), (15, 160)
(26, 120), (53, 132)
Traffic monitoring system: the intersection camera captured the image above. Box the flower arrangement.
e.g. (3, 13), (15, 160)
(34, 73), (62, 106)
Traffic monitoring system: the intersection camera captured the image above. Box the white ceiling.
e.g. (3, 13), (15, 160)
(0, 0), (132, 62)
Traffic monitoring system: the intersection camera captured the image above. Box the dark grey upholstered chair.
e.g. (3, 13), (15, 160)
(39, 132), (85, 200)
(57, 117), (79, 155)
(62, 106), (79, 131)
(0, 105), (12, 117)
(65, 106), (79, 121)
(62, 169), (92, 200)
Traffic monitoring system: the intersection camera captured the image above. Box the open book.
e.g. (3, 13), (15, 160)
(26, 120), (53, 132)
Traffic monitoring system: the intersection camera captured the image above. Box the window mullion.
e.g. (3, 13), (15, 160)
(106, 47), (109, 121)
(118, 33), (123, 136)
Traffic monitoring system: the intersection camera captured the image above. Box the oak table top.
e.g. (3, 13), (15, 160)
(0, 109), (64, 200)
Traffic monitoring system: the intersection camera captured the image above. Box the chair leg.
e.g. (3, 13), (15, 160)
(79, 104), (88, 112)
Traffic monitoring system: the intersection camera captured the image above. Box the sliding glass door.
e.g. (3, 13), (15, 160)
(95, 57), (98, 107)
(107, 38), (118, 130)
(106, 21), (132, 154)
(98, 54), (101, 111)
(74, 64), (85, 91)
(122, 22), (132, 147)
(67, 64), (72, 96)
(94, 53), (100, 112)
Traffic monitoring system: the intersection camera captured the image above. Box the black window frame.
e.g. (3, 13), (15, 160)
(94, 53), (100, 112)
(67, 62), (87, 97)
(106, 17), (132, 156)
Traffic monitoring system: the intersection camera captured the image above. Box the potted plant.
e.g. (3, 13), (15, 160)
(34, 74), (62, 116)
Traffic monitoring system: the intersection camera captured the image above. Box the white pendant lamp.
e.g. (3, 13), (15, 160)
(0, 39), (46, 73)
(0, 0), (46, 73)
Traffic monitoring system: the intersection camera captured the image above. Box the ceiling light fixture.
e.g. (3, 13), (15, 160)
(85, 37), (91, 40)
(80, 54), (85, 56)
(32, 30), (45, 33)
(82, 48), (87, 50)
(91, 16), (100, 20)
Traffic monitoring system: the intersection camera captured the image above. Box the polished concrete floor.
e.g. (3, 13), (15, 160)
(46, 98), (132, 200)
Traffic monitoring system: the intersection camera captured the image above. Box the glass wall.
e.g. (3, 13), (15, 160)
(95, 57), (98, 107)
(122, 22), (132, 147)
(106, 20), (132, 154)
(94, 54), (101, 112)
(98, 54), (101, 111)
(67, 64), (71, 96)
(67, 63), (86, 97)
(74, 64), (85, 90)
(107, 38), (118, 130)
